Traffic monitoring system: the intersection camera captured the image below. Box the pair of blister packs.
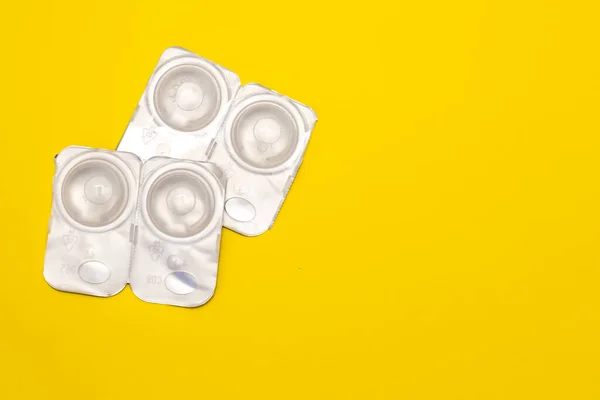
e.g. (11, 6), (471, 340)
(43, 47), (317, 307)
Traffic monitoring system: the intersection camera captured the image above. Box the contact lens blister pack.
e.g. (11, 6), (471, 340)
(129, 157), (225, 307)
(43, 46), (318, 307)
(44, 146), (226, 307)
(207, 84), (317, 236)
(118, 48), (317, 236)
(117, 47), (241, 162)
(43, 146), (141, 297)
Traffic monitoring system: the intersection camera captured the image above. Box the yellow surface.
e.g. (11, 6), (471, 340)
(0, 0), (599, 398)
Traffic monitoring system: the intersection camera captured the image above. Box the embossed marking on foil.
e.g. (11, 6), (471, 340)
(149, 240), (164, 261)
(142, 128), (157, 145)
(63, 232), (77, 252)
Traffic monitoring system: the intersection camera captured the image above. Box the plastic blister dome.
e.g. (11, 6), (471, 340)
(150, 60), (226, 132)
(228, 99), (301, 171)
(142, 164), (220, 240)
(55, 151), (138, 232)
(60, 159), (129, 228)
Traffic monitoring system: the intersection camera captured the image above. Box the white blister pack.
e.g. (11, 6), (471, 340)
(117, 47), (241, 162)
(43, 146), (141, 297)
(44, 147), (225, 307)
(207, 84), (317, 236)
(129, 157), (225, 307)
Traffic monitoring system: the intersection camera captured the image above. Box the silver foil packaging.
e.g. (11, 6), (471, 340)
(117, 47), (317, 236)
(44, 146), (225, 308)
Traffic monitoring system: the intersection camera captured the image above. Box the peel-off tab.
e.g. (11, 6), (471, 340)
(117, 47), (241, 162)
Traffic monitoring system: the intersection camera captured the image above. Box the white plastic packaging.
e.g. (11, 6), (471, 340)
(43, 146), (141, 297)
(129, 157), (225, 307)
(207, 84), (317, 236)
(117, 47), (241, 162)
(44, 147), (225, 307)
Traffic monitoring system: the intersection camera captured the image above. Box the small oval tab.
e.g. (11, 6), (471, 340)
(78, 261), (111, 284)
(225, 197), (256, 222)
(165, 271), (197, 295)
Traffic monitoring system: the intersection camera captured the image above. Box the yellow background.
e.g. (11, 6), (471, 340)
(0, 0), (599, 398)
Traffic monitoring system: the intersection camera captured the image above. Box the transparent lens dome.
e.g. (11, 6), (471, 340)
(146, 170), (215, 238)
(229, 101), (299, 170)
(153, 64), (222, 132)
(61, 159), (129, 228)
